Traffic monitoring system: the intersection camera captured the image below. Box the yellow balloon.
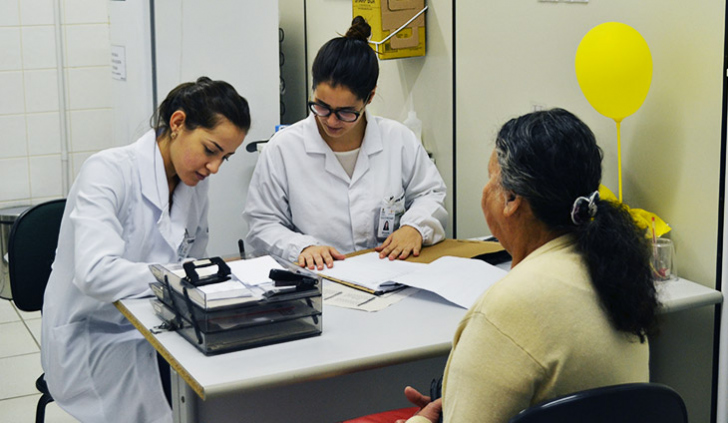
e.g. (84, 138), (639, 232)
(575, 22), (652, 122)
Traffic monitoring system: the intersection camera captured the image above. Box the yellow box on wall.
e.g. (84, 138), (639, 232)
(353, 0), (426, 60)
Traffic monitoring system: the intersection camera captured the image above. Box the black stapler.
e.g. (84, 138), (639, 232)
(269, 269), (318, 290)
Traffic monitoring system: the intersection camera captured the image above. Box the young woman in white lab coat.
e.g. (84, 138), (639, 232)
(244, 17), (448, 270)
(41, 77), (250, 423)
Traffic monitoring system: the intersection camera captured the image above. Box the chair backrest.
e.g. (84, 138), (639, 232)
(508, 383), (688, 423)
(8, 199), (66, 312)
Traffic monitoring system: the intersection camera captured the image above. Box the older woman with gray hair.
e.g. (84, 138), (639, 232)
(399, 108), (659, 423)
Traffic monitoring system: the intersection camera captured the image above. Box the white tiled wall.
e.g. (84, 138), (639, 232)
(0, 1), (20, 27)
(0, 0), (111, 210)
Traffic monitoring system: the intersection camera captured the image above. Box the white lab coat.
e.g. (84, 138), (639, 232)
(243, 111), (447, 262)
(41, 130), (209, 423)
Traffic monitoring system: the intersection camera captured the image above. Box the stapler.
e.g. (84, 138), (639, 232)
(269, 269), (318, 289)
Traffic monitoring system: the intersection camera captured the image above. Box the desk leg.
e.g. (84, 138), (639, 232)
(170, 368), (197, 423)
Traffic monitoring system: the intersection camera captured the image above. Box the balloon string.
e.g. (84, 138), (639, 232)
(616, 120), (622, 202)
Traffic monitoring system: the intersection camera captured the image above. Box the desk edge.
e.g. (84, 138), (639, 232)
(115, 300), (207, 400)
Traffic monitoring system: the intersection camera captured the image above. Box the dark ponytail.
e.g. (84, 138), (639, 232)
(495, 108), (659, 342)
(152, 76), (251, 137)
(311, 16), (378, 100)
(577, 199), (657, 341)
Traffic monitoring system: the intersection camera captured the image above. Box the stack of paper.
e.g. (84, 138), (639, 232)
(227, 255), (285, 286)
(149, 255), (291, 310)
(150, 263), (255, 310)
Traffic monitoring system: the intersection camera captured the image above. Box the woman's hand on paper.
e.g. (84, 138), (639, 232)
(395, 386), (442, 423)
(376, 225), (423, 260)
(298, 245), (345, 270)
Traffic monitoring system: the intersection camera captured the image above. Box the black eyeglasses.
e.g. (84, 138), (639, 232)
(307, 95), (370, 123)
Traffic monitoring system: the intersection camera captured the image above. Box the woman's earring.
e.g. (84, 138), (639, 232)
(171, 132), (177, 140)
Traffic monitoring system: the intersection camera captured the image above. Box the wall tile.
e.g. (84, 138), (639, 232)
(0, 28), (22, 71)
(19, 0), (54, 26)
(0, 115), (27, 158)
(65, 24), (109, 67)
(23, 69), (59, 113)
(0, 200), (31, 209)
(21, 26), (57, 70)
(0, 0), (20, 27)
(0, 158), (30, 201)
(70, 109), (112, 152)
(67, 67), (111, 109)
(71, 151), (93, 179)
(63, 0), (108, 24)
(26, 112), (61, 155)
(29, 155), (62, 198)
(0, 71), (25, 114)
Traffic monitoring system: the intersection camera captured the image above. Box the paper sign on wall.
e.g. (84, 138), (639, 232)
(111, 45), (126, 81)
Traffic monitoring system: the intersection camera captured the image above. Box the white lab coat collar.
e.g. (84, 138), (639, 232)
(137, 130), (168, 210)
(135, 130), (188, 255)
(302, 110), (384, 185)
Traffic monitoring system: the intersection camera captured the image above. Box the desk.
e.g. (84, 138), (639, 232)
(117, 277), (722, 422)
(655, 277), (723, 313)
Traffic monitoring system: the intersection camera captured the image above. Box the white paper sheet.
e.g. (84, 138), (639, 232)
(227, 255), (285, 285)
(322, 280), (418, 312)
(392, 256), (507, 309)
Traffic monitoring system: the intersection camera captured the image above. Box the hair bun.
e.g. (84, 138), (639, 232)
(196, 76), (212, 85)
(345, 16), (371, 41)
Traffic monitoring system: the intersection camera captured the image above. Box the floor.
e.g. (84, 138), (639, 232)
(0, 298), (77, 422)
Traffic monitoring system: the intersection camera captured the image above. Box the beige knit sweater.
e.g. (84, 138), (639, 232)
(408, 235), (649, 423)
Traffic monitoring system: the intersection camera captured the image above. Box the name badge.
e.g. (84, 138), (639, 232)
(377, 193), (405, 240)
(177, 229), (195, 260)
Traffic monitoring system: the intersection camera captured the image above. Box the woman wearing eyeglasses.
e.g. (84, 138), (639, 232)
(244, 17), (447, 270)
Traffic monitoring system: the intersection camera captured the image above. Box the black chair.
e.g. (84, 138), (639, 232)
(8, 199), (66, 423)
(508, 382), (688, 423)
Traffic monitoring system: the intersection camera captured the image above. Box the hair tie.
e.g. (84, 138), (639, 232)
(570, 190), (600, 225)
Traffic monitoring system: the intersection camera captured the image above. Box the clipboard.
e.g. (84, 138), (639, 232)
(319, 273), (406, 296)
(320, 239), (505, 295)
